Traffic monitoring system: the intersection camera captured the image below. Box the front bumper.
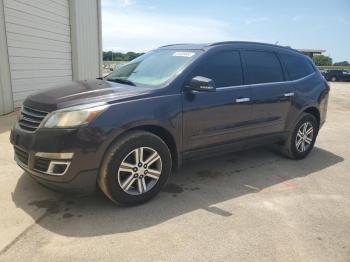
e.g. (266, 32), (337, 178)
(10, 123), (105, 194)
(17, 159), (98, 194)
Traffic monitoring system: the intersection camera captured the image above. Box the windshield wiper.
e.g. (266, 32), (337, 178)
(107, 78), (136, 86)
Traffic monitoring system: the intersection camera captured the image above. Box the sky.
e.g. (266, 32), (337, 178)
(102, 0), (350, 62)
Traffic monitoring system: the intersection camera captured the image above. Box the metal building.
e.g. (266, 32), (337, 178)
(0, 0), (102, 115)
(297, 49), (326, 58)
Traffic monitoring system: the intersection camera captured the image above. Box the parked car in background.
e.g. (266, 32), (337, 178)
(321, 69), (350, 82)
(10, 41), (329, 205)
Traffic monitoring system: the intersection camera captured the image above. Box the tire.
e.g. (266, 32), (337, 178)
(280, 113), (318, 159)
(331, 76), (337, 82)
(98, 131), (172, 206)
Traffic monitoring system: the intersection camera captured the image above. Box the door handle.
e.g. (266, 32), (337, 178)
(235, 97), (250, 103)
(284, 92), (294, 97)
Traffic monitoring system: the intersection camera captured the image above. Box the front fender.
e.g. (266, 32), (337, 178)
(85, 94), (183, 169)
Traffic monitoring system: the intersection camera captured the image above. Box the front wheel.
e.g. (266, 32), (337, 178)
(280, 113), (318, 159)
(98, 131), (172, 205)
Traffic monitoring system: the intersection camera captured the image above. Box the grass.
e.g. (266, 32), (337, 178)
(318, 66), (350, 70)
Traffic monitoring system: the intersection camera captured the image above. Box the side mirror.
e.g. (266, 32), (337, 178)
(186, 76), (216, 92)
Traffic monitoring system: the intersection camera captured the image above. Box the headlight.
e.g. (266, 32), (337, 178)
(41, 103), (109, 128)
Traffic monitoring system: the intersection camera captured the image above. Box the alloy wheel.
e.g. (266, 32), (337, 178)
(295, 122), (314, 153)
(117, 147), (162, 195)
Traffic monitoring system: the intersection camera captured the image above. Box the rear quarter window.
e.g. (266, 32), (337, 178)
(280, 53), (314, 80)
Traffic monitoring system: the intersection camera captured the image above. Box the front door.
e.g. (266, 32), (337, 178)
(182, 50), (252, 153)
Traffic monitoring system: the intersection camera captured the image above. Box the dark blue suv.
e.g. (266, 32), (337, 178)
(10, 41), (329, 205)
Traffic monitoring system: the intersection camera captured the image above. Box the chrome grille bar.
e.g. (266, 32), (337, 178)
(18, 106), (48, 132)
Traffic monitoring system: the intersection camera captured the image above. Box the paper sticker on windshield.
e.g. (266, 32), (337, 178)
(173, 52), (195, 57)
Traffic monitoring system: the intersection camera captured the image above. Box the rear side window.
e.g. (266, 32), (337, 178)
(280, 53), (314, 80)
(242, 51), (284, 84)
(193, 51), (243, 87)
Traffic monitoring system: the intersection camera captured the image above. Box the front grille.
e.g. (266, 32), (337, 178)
(19, 106), (48, 132)
(14, 147), (29, 166)
(34, 157), (50, 172)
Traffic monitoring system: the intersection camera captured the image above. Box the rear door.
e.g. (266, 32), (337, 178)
(182, 50), (252, 153)
(241, 50), (291, 136)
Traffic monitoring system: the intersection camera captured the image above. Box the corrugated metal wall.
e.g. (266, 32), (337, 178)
(0, 0), (13, 114)
(0, 0), (101, 114)
(70, 0), (102, 81)
(3, 0), (72, 107)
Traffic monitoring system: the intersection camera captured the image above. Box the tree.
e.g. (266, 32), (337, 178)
(312, 55), (332, 66)
(333, 61), (350, 66)
(102, 51), (144, 61)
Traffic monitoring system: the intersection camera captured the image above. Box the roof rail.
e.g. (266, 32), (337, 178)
(208, 41), (302, 53)
(159, 43), (194, 48)
(158, 41), (303, 55)
(209, 41), (281, 48)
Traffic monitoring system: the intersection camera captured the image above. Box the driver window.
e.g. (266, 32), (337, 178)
(192, 51), (243, 87)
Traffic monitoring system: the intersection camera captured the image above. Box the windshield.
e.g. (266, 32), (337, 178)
(105, 49), (201, 87)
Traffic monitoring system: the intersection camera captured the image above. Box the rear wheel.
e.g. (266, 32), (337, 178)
(331, 76), (337, 82)
(280, 113), (318, 159)
(98, 131), (172, 205)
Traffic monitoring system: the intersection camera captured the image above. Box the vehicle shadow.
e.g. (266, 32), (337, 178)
(12, 146), (344, 237)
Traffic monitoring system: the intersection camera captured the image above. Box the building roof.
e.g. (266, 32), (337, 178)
(297, 49), (326, 53)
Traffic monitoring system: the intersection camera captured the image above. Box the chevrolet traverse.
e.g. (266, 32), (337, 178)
(10, 42), (329, 205)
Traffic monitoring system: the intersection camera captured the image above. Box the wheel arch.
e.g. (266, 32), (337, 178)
(303, 106), (320, 128)
(128, 125), (180, 170)
(101, 124), (180, 172)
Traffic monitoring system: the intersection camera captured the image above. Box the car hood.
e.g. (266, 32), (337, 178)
(23, 80), (153, 112)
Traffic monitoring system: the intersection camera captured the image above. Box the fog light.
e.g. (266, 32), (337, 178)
(53, 164), (67, 174)
(47, 161), (70, 176)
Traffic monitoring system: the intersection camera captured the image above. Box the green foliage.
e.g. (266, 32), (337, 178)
(103, 51), (144, 61)
(312, 55), (332, 66)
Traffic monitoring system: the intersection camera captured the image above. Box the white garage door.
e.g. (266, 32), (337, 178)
(3, 0), (72, 107)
